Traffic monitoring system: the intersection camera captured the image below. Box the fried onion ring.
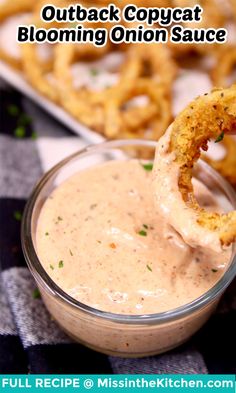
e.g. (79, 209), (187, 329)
(120, 43), (177, 91)
(54, 42), (112, 131)
(169, 0), (225, 57)
(21, 43), (58, 102)
(230, 0), (236, 22)
(203, 135), (236, 186)
(21, 1), (92, 103)
(0, 12), (31, 69)
(0, 0), (34, 22)
(103, 78), (172, 138)
(154, 85), (236, 250)
(212, 45), (236, 87)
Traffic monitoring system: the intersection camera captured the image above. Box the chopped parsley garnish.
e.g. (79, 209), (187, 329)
(18, 113), (31, 126)
(90, 68), (99, 76)
(212, 268), (218, 273)
(8, 106), (33, 139)
(7, 105), (19, 116)
(50, 264), (54, 270)
(146, 264), (152, 272)
(14, 126), (26, 139)
(45, 232), (49, 236)
(142, 162), (153, 171)
(13, 210), (22, 221)
(214, 132), (224, 143)
(69, 249), (73, 256)
(31, 131), (38, 140)
(138, 230), (147, 236)
(58, 260), (64, 268)
(143, 224), (148, 229)
(32, 288), (41, 299)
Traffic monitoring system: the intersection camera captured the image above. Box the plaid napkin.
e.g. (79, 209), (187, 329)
(0, 81), (235, 374)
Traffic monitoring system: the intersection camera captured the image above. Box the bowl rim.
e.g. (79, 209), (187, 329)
(21, 139), (236, 324)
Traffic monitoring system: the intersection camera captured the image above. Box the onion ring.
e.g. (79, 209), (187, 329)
(212, 45), (236, 88)
(103, 78), (172, 138)
(169, 0), (225, 57)
(154, 85), (236, 249)
(0, 12), (31, 69)
(230, 0), (236, 22)
(54, 41), (112, 130)
(21, 0), (89, 102)
(21, 42), (58, 102)
(120, 43), (177, 91)
(0, 0), (34, 22)
(203, 135), (236, 186)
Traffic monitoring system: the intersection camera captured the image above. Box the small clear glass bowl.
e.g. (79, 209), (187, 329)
(21, 140), (236, 358)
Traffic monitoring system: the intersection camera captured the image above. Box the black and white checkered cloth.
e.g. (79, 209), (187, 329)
(0, 82), (236, 374)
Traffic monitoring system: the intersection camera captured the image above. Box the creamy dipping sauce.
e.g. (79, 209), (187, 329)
(36, 159), (230, 315)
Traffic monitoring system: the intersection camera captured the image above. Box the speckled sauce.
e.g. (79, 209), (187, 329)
(36, 159), (231, 315)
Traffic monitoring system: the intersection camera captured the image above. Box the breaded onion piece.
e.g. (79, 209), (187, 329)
(0, 12), (31, 69)
(120, 43), (177, 91)
(230, 0), (236, 21)
(0, 0), (34, 22)
(104, 78), (172, 138)
(204, 135), (236, 186)
(169, 0), (225, 57)
(22, 0), (94, 101)
(20, 0), (67, 101)
(21, 43), (58, 102)
(154, 85), (236, 250)
(212, 45), (236, 87)
(54, 42), (111, 131)
(172, 0), (225, 28)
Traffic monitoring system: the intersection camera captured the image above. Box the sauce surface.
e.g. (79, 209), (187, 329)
(36, 160), (231, 315)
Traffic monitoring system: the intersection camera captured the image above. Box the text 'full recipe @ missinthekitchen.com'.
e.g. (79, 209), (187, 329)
(0, 375), (235, 392)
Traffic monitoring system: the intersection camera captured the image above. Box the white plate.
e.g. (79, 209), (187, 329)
(0, 60), (105, 144)
(0, 60), (213, 144)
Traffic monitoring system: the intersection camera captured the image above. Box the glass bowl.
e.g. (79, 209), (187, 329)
(21, 139), (236, 358)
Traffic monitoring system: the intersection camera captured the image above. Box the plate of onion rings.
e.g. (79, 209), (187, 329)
(1, 0), (236, 187)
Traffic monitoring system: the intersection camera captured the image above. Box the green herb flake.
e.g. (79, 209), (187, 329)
(214, 132), (224, 143)
(143, 224), (148, 229)
(138, 230), (147, 237)
(142, 162), (153, 171)
(58, 260), (64, 268)
(31, 131), (38, 140)
(45, 232), (49, 236)
(13, 210), (22, 221)
(69, 249), (73, 256)
(212, 268), (218, 273)
(32, 288), (41, 299)
(14, 126), (26, 139)
(7, 105), (19, 116)
(146, 264), (152, 272)
(50, 264), (54, 270)
(90, 68), (99, 76)
(18, 113), (32, 126)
